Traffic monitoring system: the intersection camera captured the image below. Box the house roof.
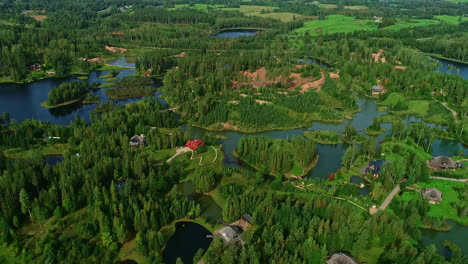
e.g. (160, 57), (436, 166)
(185, 139), (204, 150)
(372, 85), (381, 90)
(366, 159), (385, 174)
(242, 214), (252, 223)
(130, 135), (146, 145)
(327, 253), (359, 264)
(422, 188), (442, 202)
(429, 156), (456, 169)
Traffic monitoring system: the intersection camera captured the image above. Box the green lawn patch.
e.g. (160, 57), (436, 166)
(291, 15), (377, 37)
(40, 97), (84, 108)
(3, 143), (69, 159)
(364, 127), (386, 136)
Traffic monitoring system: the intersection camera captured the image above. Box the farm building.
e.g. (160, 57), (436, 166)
(365, 159), (385, 178)
(421, 188), (442, 204)
(428, 156), (463, 170)
(129, 134), (146, 147)
(327, 252), (359, 264)
(185, 139), (204, 150)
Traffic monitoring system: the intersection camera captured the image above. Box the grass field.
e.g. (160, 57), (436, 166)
(317, 4), (368, 10)
(3, 143), (69, 159)
(171, 4), (226, 11)
(400, 179), (468, 225)
(223, 5), (305, 22)
(291, 15), (376, 37)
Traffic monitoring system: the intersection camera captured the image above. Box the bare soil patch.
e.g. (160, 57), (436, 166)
(255, 100), (271, 105)
(297, 71), (325, 93)
(394, 66), (407, 70)
(87, 58), (102, 63)
(329, 70), (340, 79)
(32, 15), (47, 22)
(105, 46), (127, 53)
(174, 52), (186, 58)
(372, 49), (386, 63)
(222, 121), (239, 131)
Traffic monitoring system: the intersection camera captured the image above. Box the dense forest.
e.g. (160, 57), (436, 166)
(0, 0), (467, 263)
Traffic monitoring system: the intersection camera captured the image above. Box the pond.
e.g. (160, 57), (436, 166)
(436, 58), (468, 80)
(213, 30), (257, 38)
(162, 221), (213, 264)
(421, 220), (468, 258)
(44, 155), (64, 166)
(349, 175), (370, 196)
(0, 58), (164, 125)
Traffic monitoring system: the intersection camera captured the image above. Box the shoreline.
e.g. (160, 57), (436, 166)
(40, 97), (84, 108)
(428, 54), (468, 65)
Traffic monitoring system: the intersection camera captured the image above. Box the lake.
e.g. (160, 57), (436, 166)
(162, 221), (213, 264)
(421, 220), (468, 258)
(213, 30), (257, 38)
(0, 58), (163, 125)
(436, 58), (468, 80)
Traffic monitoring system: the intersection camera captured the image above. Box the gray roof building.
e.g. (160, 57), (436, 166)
(421, 188), (442, 204)
(327, 253), (359, 264)
(129, 134), (146, 146)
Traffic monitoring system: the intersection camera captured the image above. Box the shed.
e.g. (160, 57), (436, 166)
(129, 134), (146, 146)
(327, 253), (359, 264)
(428, 156), (457, 169)
(242, 214), (252, 224)
(371, 85), (383, 95)
(421, 188), (442, 204)
(185, 139), (204, 150)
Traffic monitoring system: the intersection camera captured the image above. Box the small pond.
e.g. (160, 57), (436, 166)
(163, 221), (213, 264)
(421, 220), (468, 258)
(349, 176), (370, 196)
(213, 30), (257, 38)
(44, 155), (64, 166)
(176, 181), (223, 222)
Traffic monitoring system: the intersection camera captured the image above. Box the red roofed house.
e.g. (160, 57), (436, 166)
(185, 139), (204, 150)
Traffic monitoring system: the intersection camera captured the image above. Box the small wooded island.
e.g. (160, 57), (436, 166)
(41, 81), (91, 108)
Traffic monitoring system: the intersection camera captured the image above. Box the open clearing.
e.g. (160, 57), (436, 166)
(318, 4), (368, 10)
(291, 15), (376, 37)
(223, 5), (306, 22)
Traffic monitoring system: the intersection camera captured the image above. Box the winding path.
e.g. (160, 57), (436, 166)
(430, 176), (468, 183)
(166, 146), (219, 165)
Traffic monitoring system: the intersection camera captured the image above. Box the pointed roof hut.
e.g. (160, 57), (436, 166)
(129, 134), (146, 146)
(421, 188), (442, 204)
(428, 156), (457, 169)
(327, 253), (359, 264)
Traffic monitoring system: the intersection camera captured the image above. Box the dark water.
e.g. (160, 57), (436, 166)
(0, 58), (163, 125)
(349, 175), (370, 196)
(213, 30), (257, 38)
(421, 220), (468, 258)
(436, 58), (468, 80)
(163, 221), (212, 264)
(44, 155), (64, 165)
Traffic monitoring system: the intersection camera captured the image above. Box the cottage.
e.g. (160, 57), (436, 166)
(327, 252), (359, 264)
(371, 85), (383, 95)
(185, 139), (204, 150)
(428, 156), (463, 170)
(421, 188), (442, 204)
(129, 134), (146, 147)
(28, 63), (41, 72)
(365, 159), (385, 178)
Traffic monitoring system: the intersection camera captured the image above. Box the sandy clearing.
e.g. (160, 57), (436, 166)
(255, 100), (271, 105)
(299, 71), (325, 93)
(174, 52), (186, 58)
(329, 70), (340, 79)
(394, 66), (407, 70)
(105, 45), (127, 53)
(222, 121), (238, 131)
(372, 49), (385, 63)
(32, 15), (47, 22)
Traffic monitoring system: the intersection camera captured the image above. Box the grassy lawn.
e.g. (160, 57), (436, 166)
(400, 179), (467, 225)
(40, 97), (84, 108)
(364, 127), (386, 136)
(290, 15), (376, 38)
(117, 238), (149, 264)
(223, 5), (305, 22)
(3, 143), (69, 159)
(381, 140), (432, 162)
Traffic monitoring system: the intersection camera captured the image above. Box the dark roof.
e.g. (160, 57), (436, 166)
(327, 253), (359, 264)
(429, 156), (456, 169)
(366, 159), (385, 174)
(422, 188), (442, 202)
(242, 214), (252, 223)
(130, 135), (146, 146)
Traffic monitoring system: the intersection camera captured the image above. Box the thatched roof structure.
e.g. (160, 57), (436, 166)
(421, 188), (442, 204)
(129, 134), (146, 146)
(327, 253), (359, 264)
(429, 156), (456, 169)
